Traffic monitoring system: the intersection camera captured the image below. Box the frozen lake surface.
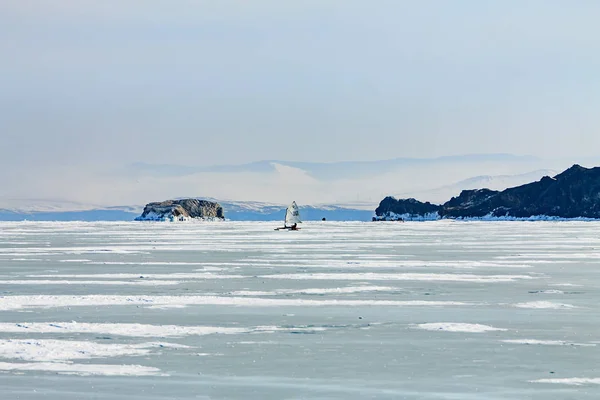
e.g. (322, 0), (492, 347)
(1, 221), (600, 399)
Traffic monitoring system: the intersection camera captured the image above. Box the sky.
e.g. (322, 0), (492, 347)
(1, 1), (600, 207)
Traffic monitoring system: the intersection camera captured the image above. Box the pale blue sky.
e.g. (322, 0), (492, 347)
(2, 0), (600, 171)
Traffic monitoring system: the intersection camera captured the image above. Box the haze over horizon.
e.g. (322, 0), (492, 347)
(2, 1), (600, 208)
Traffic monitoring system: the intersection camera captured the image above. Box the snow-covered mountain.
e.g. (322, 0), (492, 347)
(129, 153), (540, 181)
(0, 208), (140, 222)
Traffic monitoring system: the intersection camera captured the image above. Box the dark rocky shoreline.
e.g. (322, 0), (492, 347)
(375, 165), (600, 221)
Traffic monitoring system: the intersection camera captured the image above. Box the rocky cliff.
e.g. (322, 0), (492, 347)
(375, 165), (600, 220)
(374, 197), (441, 221)
(135, 199), (224, 221)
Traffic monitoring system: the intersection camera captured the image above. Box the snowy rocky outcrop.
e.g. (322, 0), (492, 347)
(375, 164), (600, 220)
(374, 197), (440, 221)
(135, 199), (224, 221)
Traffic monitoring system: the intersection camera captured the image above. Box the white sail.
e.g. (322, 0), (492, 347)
(284, 201), (301, 226)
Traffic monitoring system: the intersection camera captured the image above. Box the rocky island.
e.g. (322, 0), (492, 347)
(375, 164), (600, 220)
(135, 199), (224, 221)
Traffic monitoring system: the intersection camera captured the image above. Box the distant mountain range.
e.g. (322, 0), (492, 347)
(0, 208), (140, 222)
(205, 199), (374, 221)
(1, 153), (597, 221)
(129, 153), (539, 181)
